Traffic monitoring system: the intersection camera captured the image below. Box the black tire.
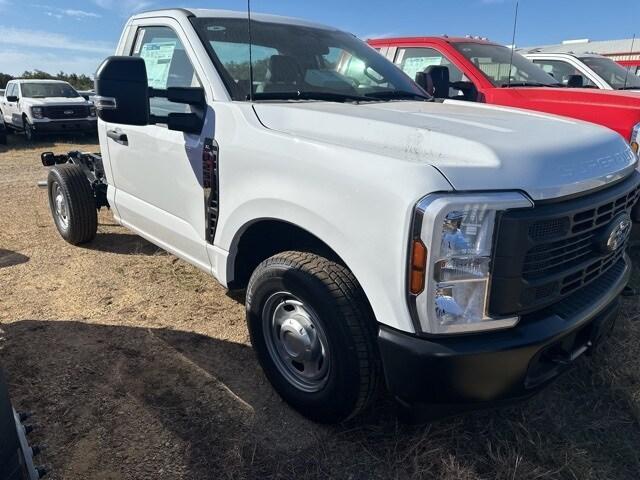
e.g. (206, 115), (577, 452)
(23, 117), (35, 142)
(246, 251), (380, 423)
(47, 165), (97, 245)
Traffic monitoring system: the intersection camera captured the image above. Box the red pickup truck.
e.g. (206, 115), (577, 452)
(368, 37), (640, 154)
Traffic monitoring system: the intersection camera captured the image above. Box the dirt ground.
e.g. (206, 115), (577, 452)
(2, 133), (640, 479)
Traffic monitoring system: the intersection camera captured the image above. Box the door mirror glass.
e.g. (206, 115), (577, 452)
(6, 95), (18, 102)
(95, 56), (150, 126)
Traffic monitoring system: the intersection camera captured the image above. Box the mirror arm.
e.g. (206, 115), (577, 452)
(149, 114), (169, 125)
(148, 87), (168, 99)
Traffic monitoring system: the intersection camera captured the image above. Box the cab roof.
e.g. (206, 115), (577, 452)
(11, 79), (70, 84)
(368, 36), (499, 46)
(131, 8), (338, 31)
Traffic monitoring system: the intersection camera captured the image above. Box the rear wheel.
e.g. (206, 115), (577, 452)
(246, 251), (380, 423)
(47, 165), (97, 245)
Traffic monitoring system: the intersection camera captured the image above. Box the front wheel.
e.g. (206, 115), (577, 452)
(246, 251), (380, 423)
(47, 165), (97, 245)
(23, 117), (36, 142)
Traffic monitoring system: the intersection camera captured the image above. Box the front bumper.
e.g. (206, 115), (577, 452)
(379, 254), (630, 413)
(32, 119), (97, 134)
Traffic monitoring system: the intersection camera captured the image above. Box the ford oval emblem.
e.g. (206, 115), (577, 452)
(595, 213), (632, 253)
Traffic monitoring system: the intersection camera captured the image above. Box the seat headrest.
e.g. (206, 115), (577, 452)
(267, 55), (302, 84)
(425, 65), (450, 98)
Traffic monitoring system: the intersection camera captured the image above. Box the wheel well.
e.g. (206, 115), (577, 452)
(229, 219), (346, 290)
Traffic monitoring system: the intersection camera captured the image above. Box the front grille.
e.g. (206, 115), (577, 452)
(42, 105), (89, 119)
(490, 172), (640, 316)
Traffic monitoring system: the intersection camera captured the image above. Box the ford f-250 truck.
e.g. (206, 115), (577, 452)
(41, 9), (640, 423)
(369, 37), (640, 156)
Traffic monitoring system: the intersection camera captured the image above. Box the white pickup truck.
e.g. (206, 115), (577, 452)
(1, 79), (96, 140)
(522, 52), (640, 92)
(42, 8), (640, 423)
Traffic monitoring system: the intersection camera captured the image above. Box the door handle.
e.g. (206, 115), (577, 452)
(107, 129), (128, 145)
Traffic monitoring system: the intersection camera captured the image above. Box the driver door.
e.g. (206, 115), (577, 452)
(2, 83), (18, 126)
(102, 20), (212, 272)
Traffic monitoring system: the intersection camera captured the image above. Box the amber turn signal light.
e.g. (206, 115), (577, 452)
(409, 239), (427, 295)
(631, 142), (639, 155)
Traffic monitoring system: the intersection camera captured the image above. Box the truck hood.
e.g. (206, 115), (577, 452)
(20, 97), (90, 107)
(486, 87), (640, 140)
(491, 87), (640, 110)
(254, 100), (637, 201)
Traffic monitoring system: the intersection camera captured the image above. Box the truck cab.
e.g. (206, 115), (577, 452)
(42, 9), (640, 423)
(522, 52), (640, 92)
(369, 37), (640, 155)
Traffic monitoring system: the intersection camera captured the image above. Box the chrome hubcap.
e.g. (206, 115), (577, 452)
(52, 182), (69, 229)
(263, 293), (330, 392)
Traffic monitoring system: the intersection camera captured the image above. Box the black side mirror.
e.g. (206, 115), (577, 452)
(6, 95), (18, 102)
(94, 56), (150, 126)
(167, 113), (203, 134)
(566, 74), (584, 88)
(450, 80), (478, 102)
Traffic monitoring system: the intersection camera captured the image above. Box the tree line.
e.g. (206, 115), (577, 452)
(0, 71), (94, 90)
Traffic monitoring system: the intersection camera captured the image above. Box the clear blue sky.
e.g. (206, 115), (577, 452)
(0, 0), (638, 76)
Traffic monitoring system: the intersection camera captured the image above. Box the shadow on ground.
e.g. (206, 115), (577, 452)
(0, 249), (29, 269)
(2, 319), (640, 480)
(83, 232), (164, 256)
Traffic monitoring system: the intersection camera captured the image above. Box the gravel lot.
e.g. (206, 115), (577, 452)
(2, 133), (640, 479)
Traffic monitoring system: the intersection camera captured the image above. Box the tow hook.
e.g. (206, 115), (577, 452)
(544, 341), (592, 366)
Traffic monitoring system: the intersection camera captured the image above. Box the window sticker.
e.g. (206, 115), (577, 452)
(139, 41), (177, 89)
(402, 56), (442, 79)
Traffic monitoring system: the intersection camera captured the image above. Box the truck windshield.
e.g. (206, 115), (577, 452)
(453, 42), (560, 88)
(580, 56), (640, 90)
(191, 17), (429, 102)
(21, 83), (80, 98)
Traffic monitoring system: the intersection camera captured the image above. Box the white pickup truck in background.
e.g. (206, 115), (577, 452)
(1, 79), (96, 141)
(522, 52), (640, 91)
(41, 8), (640, 423)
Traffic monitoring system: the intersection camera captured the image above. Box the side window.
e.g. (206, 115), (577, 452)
(395, 47), (468, 97)
(532, 60), (596, 87)
(7, 83), (16, 98)
(131, 26), (202, 115)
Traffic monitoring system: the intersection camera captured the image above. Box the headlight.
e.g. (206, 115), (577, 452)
(31, 107), (44, 119)
(631, 123), (640, 158)
(89, 106), (96, 117)
(408, 192), (532, 334)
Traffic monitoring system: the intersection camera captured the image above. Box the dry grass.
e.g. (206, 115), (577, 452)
(1, 133), (640, 479)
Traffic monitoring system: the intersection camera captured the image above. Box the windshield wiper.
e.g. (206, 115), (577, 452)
(617, 86), (640, 90)
(501, 81), (558, 88)
(250, 91), (373, 103)
(364, 90), (432, 101)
